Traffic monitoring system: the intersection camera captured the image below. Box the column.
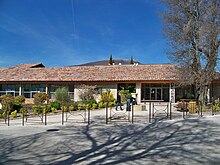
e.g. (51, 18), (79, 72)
(45, 84), (49, 103)
(136, 83), (141, 104)
(46, 84), (48, 95)
(19, 84), (22, 96)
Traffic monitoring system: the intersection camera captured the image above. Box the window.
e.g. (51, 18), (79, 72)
(22, 84), (46, 98)
(48, 84), (74, 99)
(0, 84), (20, 96)
(141, 83), (169, 102)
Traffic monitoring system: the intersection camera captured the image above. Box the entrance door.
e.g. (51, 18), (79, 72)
(150, 88), (162, 100)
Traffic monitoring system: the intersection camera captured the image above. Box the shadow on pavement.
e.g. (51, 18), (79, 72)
(1, 118), (220, 165)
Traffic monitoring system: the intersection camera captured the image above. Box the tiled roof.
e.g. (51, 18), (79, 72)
(0, 64), (179, 82)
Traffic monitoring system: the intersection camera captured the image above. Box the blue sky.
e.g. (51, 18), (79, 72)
(0, 0), (168, 67)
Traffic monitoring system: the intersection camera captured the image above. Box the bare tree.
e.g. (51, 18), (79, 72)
(161, 0), (220, 110)
(78, 84), (99, 104)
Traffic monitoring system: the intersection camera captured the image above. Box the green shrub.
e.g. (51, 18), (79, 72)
(33, 105), (42, 114)
(14, 95), (25, 112)
(50, 101), (61, 109)
(51, 107), (57, 113)
(15, 95), (25, 104)
(212, 103), (219, 112)
(42, 105), (50, 113)
(85, 99), (97, 105)
(0, 94), (15, 111)
(86, 104), (91, 110)
(109, 101), (116, 107)
(92, 103), (97, 109)
(1, 111), (6, 119)
(69, 105), (74, 111)
(54, 87), (70, 104)
(20, 108), (28, 115)
(13, 103), (22, 112)
(34, 92), (47, 105)
(61, 106), (67, 112)
(119, 90), (131, 102)
(98, 102), (103, 109)
(77, 104), (83, 110)
(11, 110), (17, 118)
(98, 102), (106, 109)
(100, 90), (115, 103)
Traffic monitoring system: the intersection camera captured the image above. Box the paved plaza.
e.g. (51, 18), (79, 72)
(1, 108), (220, 165)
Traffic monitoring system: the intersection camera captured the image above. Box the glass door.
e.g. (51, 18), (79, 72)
(150, 88), (162, 100)
(150, 88), (156, 100)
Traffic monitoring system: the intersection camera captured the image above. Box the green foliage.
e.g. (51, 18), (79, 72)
(69, 102), (78, 111)
(12, 96), (25, 112)
(86, 104), (91, 110)
(212, 103), (219, 112)
(34, 92), (47, 105)
(100, 90), (115, 103)
(119, 90), (131, 102)
(61, 106), (67, 112)
(77, 104), (83, 110)
(69, 105), (74, 111)
(51, 107), (57, 113)
(11, 110), (17, 118)
(15, 95), (25, 104)
(0, 94), (15, 111)
(13, 103), (22, 112)
(109, 101), (116, 107)
(98, 102), (104, 109)
(92, 103), (97, 109)
(85, 99), (97, 105)
(20, 108), (28, 115)
(127, 85), (136, 93)
(42, 105), (51, 113)
(54, 87), (70, 104)
(33, 105), (51, 114)
(33, 105), (43, 115)
(1, 111), (6, 119)
(50, 101), (61, 109)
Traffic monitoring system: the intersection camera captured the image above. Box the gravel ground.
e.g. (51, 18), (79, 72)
(1, 108), (220, 165)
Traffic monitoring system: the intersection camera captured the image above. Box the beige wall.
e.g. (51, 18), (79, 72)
(136, 83), (141, 104)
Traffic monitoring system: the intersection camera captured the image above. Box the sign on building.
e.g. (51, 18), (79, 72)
(170, 88), (175, 103)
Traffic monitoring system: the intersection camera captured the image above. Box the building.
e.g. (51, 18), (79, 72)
(0, 62), (219, 104)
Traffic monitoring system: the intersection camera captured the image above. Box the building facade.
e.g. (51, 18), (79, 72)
(0, 63), (218, 104)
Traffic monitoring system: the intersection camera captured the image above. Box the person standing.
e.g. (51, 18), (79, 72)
(126, 95), (133, 111)
(116, 93), (123, 110)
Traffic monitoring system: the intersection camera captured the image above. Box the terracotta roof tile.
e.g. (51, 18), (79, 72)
(0, 64), (179, 82)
